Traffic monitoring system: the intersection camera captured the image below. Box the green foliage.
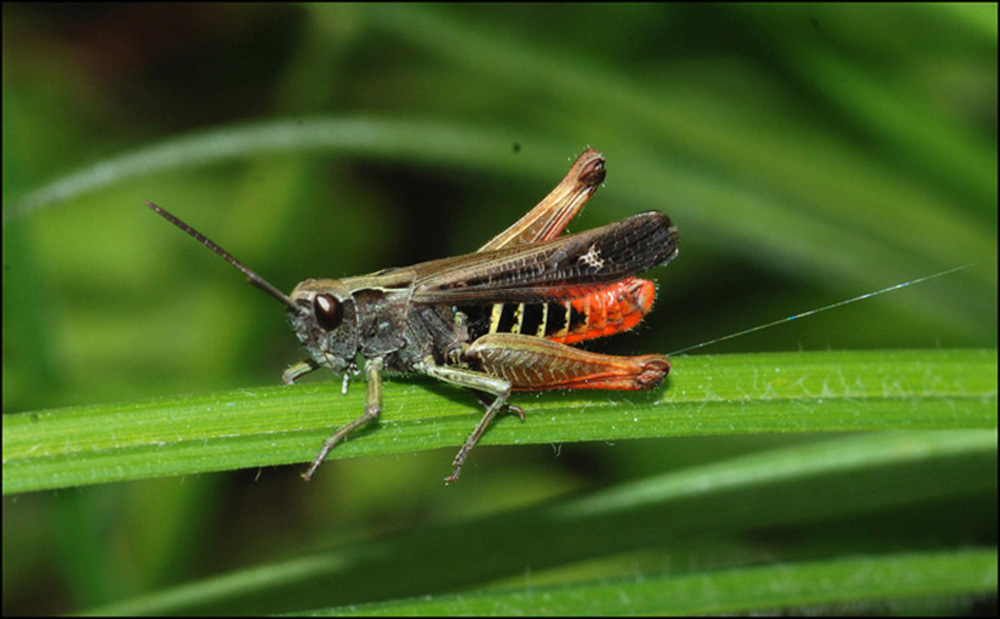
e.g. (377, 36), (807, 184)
(3, 4), (996, 615)
(4, 350), (996, 494)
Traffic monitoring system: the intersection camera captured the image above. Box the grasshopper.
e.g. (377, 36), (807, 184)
(147, 147), (679, 482)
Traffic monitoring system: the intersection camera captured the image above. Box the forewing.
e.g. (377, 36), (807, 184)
(414, 211), (678, 304)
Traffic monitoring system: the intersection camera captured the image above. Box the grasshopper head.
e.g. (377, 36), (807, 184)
(288, 278), (360, 373)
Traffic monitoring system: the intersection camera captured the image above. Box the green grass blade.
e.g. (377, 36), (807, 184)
(87, 430), (997, 614)
(2, 116), (568, 222)
(318, 549), (998, 615)
(4, 349), (995, 494)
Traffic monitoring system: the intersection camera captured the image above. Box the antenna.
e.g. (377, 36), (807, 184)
(668, 263), (979, 356)
(145, 201), (299, 312)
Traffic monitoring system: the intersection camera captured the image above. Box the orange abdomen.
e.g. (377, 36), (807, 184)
(545, 277), (656, 344)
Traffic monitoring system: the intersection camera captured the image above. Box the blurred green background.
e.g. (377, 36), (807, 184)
(3, 4), (996, 615)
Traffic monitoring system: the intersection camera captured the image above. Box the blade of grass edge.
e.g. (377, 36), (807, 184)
(317, 548), (998, 615)
(3, 349), (996, 494)
(87, 430), (996, 614)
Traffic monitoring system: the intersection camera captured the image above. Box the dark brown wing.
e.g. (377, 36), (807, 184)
(412, 211), (678, 304)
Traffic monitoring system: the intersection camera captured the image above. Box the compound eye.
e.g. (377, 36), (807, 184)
(313, 293), (343, 331)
